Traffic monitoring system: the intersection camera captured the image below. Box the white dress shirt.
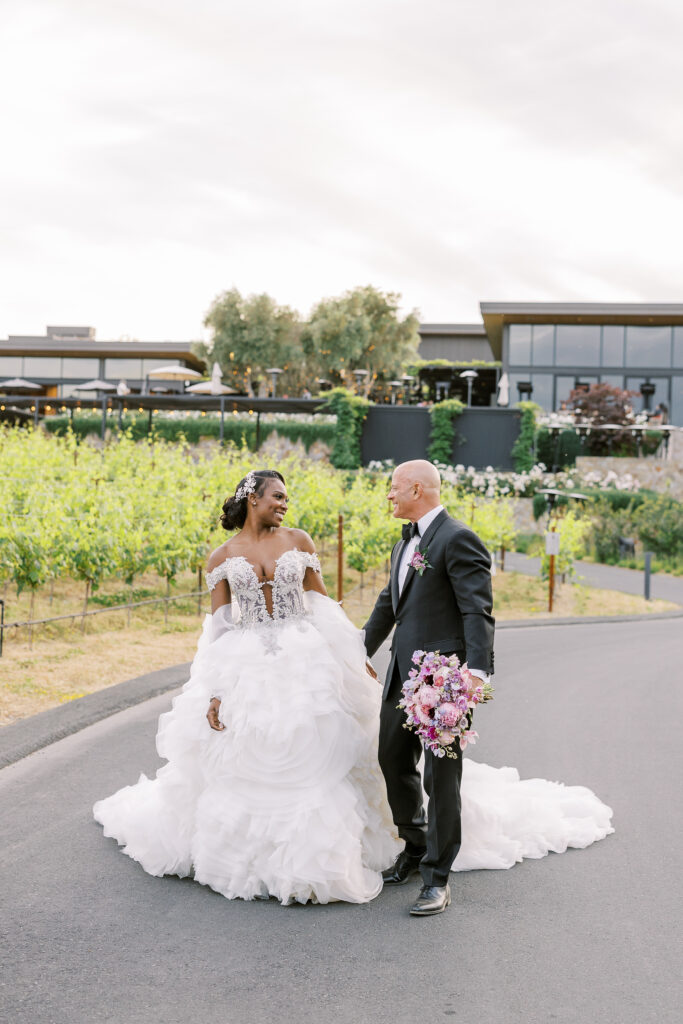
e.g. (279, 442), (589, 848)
(398, 504), (490, 684)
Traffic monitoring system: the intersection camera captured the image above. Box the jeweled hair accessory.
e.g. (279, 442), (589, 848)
(235, 471), (257, 501)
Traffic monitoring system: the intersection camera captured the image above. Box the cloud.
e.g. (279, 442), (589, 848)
(2, 0), (683, 339)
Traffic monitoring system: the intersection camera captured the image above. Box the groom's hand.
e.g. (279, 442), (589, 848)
(206, 697), (225, 731)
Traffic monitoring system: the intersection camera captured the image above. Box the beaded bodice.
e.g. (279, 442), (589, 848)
(205, 548), (322, 628)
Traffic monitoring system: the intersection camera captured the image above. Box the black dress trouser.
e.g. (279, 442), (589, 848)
(378, 666), (463, 887)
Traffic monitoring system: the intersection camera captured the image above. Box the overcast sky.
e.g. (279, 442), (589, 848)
(2, 0), (683, 341)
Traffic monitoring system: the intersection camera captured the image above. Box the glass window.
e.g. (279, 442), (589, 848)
(508, 374), (532, 403)
(555, 375), (576, 408)
(670, 376), (683, 425)
(531, 325), (554, 365)
(0, 356), (23, 377)
(22, 356), (62, 377)
(625, 377), (669, 414)
(625, 326), (671, 368)
(673, 328), (683, 368)
(508, 325), (531, 366)
(600, 375), (624, 390)
(531, 374), (553, 410)
(105, 358), (143, 379)
(602, 326), (624, 366)
(61, 358), (100, 378)
(555, 325), (600, 366)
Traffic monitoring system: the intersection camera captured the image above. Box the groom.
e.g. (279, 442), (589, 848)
(363, 460), (495, 916)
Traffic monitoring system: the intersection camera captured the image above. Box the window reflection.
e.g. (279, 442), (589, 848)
(0, 356), (23, 377)
(105, 359), (143, 378)
(61, 358), (100, 378)
(670, 376), (683, 425)
(23, 356), (62, 376)
(508, 325), (531, 365)
(555, 325), (600, 366)
(625, 327), (671, 368)
(673, 329), (683, 368)
(625, 377), (669, 413)
(530, 374), (553, 410)
(602, 326), (624, 366)
(531, 325), (554, 365)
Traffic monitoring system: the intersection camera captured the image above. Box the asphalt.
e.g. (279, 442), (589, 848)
(1, 618), (681, 1024)
(505, 551), (683, 604)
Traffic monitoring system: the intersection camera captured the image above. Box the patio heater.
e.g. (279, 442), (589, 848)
(639, 380), (656, 412)
(266, 367), (283, 398)
(353, 368), (369, 395)
(516, 380), (533, 401)
(401, 374), (415, 403)
(388, 380), (402, 405)
(459, 369), (478, 407)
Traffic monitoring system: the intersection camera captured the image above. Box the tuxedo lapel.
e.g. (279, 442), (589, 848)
(391, 539), (407, 612)
(396, 509), (448, 609)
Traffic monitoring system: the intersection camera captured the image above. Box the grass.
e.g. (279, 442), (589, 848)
(0, 558), (677, 727)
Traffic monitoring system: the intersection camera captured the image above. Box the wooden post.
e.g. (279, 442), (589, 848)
(219, 396), (225, 444)
(546, 524), (559, 612)
(500, 545), (505, 572)
(197, 567), (203, 615)
(337, 514), (344, 603)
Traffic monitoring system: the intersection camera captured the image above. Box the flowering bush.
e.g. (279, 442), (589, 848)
(436, 462), (641, 499)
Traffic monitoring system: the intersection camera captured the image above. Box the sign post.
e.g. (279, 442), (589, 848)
(545, 529), (560, 612)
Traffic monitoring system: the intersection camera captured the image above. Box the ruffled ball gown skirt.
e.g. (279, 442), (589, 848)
(94, 592), (402, 904)
(94, 591), (613, 903)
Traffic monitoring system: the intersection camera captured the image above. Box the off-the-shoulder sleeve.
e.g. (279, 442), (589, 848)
(205, 562), (229, 592)
(300, 551), (322, 574)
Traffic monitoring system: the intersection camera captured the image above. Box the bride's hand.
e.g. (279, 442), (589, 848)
(365, 660), (378, 682)
(206, 697), (225, 731)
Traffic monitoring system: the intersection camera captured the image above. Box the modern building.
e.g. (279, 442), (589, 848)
(0, 326), (205, 397)
(418, 303), (683, 424)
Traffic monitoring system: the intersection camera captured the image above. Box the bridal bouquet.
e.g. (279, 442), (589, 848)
(399, 650), (494, 759)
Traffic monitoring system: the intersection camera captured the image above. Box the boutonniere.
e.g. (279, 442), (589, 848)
(409, 547), (433, 576)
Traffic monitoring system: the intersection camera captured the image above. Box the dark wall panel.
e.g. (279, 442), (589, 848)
(361, 406), (521, 469)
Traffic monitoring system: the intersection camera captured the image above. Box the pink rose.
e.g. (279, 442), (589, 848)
(439, 730), (455, 745)
(437, 702), (460, 728)
(415, 705), (433, 726)
(417, 685), (439, 709)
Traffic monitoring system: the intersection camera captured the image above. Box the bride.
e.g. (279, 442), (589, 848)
(93, 468), (613, 906)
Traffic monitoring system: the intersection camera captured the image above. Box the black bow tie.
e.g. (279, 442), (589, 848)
(402, 522), (420, 542)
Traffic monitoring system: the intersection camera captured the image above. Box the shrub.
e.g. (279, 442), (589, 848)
(428, 399), (464, 464)
(322, 388), (369, 469)
(510, 402), (538, 472)
(535, 427), (582, 469)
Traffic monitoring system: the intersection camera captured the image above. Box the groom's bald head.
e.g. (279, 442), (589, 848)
(388, 460), (441, 521)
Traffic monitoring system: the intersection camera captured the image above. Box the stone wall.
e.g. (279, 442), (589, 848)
(576, 429), (683, 499)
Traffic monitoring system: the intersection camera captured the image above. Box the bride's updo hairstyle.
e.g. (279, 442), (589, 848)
(220, 470), (286, 531)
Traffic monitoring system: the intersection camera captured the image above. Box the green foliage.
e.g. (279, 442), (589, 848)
(201, 288), (304, 394)
(541, 511), (591, 580)
(428, 399), (464, 464)
(43, 413), (336, 451)
(510, 402), (538, 472)
(634, 492), (683, 559)
(535, 427), (582, 469)
(301, 285), (420, 387)
(322, 388), (369, 469)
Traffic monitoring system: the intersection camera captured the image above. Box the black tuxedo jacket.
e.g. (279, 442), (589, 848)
(363, 509), (495, 700)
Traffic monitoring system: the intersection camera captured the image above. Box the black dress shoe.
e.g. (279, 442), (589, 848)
(381, 849), (425, 885)
(409, 883), (451, 916)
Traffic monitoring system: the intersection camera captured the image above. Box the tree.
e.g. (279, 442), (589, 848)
(301, 285), (420, 390)
(199, 289), (305, 395)
(568, 382), (638, 455)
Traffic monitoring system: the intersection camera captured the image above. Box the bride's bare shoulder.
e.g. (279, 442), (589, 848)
(286, 527), (316, 554)
(207, 537), (240, 570)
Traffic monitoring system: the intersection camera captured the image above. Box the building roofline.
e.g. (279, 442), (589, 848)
(0, 338), (205, 371)
(419, 323), (486, 335)
(479, 301), (683, 359)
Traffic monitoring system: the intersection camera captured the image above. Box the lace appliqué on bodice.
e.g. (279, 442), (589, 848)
(205, 550), (321, 646)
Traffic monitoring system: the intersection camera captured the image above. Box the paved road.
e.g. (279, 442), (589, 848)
(1, 619), (681, 1024)
(506, 551), (683, 604)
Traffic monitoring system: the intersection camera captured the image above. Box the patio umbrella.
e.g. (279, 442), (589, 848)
(0, 377), (42, 392)
(185, 363), (237, 395)
(497, 372), (510, 407)
(147, 364), (203, 380)
(73, 379), (117, 392)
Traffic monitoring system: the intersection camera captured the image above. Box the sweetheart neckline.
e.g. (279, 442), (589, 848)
(217, 547), (305, 586)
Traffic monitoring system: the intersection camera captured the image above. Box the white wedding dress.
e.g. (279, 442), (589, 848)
(93, 549), (613, 904)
